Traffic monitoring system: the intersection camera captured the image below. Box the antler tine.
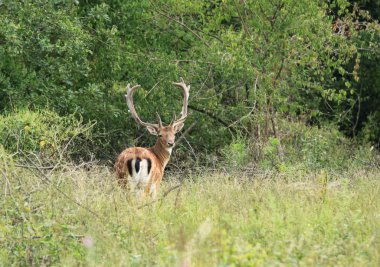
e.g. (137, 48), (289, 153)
(156, 111), (163, 128)
(172, 77), (190, 126)
(125, 84), (159, 129)
(169, 113), (176, 126)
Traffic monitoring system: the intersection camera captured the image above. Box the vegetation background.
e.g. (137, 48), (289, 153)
(0, 0), (379, 266)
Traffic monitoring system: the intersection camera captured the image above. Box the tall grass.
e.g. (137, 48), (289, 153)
(1, 159), (379, 266)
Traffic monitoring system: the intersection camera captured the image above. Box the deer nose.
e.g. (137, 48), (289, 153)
(167, 141), (174, 147)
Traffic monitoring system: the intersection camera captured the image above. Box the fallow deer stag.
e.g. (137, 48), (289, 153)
(115, 78), (190, 198)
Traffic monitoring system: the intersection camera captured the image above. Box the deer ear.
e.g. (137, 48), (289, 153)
(146, 126), (158, 135)
(174, 122), (185, 133)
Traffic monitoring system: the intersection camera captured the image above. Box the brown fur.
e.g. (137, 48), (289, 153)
(114, 126), (176, 197)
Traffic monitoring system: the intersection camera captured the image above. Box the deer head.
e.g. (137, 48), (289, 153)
(125, 78), (190, 149)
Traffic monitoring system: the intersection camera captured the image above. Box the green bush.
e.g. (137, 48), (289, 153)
(261, 137), (287, 172)
(0, 0), (379, 161)
(0, 146), (14, 171)
(221, 136), (249, 169)
(0, 110), (94, 162)
(280, 122), (375, 172)
(359, 112), (380, 146)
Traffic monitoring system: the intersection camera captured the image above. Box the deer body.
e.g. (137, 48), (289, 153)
(115, 133), (171, 198)
(115, 79), (190, 198)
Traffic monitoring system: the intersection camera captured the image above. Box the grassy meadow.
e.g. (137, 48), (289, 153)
(1, 161), (379, 266)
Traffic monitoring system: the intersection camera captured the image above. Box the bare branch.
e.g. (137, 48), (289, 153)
(176, 121), (197, 145)
(188, 104), (236, 134)
(137, 183), (182, 209)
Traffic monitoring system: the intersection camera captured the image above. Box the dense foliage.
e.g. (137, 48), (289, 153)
(0, 0), (379, 163)
(1, 2), (380, 266)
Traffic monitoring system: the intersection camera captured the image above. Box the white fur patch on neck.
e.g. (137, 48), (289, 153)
(166, 147), (173, 155)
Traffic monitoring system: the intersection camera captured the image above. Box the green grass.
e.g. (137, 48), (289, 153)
(1, 164), (379, 266)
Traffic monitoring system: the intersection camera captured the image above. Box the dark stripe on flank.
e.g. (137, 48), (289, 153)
(127, 159), (133, 176)
(147, 158), (152, 174)
(135, 157), (141, 174)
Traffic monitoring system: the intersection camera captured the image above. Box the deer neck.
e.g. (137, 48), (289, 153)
(149, 140), (172, 168)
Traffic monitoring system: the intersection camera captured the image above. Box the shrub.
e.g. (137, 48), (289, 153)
(0, 110), (94, 162)
(279, 121), (375, 172)
(261, 137), (287, 172)
(221, 136), (249, 170)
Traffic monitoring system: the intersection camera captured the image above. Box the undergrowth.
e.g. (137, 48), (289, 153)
(1, 151), (379, 266)
(1, 118), (379, 266)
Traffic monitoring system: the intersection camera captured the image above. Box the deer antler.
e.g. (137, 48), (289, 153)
(156, 111), (163, 128)
(125, 84), (159, 129)
(171, 77), (190, 127)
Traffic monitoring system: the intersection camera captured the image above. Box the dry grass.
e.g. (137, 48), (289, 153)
(1, 162), (380, 266)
